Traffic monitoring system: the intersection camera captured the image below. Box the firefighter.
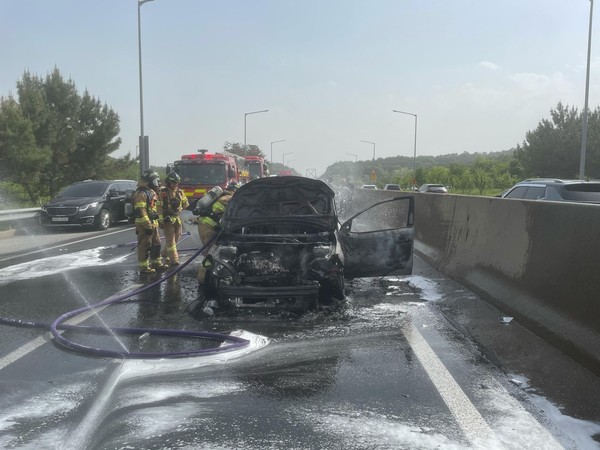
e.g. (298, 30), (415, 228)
(133, 170), (168, 274)
(158, 171), (189, 266)
(195, 181), (240, 284)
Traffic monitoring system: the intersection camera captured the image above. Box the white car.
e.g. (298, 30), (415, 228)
(361, 184), (377, 190)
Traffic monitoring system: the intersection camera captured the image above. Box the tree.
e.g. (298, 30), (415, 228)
(0, 97), (51, 203)
(426, 166), (451, 185)
(471, 168), (491, 194)
(514, 102), (600, 179)
(0, 68), (133, 201)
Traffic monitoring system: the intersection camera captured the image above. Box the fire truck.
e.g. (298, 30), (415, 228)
(240, 155), (269, 183)
(167, 149), (241, 208)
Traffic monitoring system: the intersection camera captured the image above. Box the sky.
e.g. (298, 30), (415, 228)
(1, 0), (598, 178)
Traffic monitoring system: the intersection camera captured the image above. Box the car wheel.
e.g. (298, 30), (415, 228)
(333, 276), (345, 300)
(96, 209), (110, 230)
(204, 269), (219, 299)
(319, 276), (345, 305)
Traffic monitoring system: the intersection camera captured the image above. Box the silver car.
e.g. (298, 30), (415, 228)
(500, 178), (600, 203)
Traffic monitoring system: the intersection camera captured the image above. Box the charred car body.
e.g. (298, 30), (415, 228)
(201, 176), (414, 311)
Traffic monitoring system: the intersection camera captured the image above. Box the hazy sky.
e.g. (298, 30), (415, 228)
(1, 1), (597, 177)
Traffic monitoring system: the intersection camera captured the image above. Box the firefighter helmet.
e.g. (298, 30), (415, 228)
(165, 171), (180, 185)
(141, 169), (160, 188)
(225, 181), (241, 193)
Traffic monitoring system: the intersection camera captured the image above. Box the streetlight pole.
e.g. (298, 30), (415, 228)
(393, 109), (418, 185)
(346, 152), (357, 162)
(271, 139), (286, 164)
(244, 109), (269, 149)
(360, 140), (376, 184)
(360, 140), (375, 167)
(580, 0), (594, 180)
(138, 0), (156, 177)
(283, 152), (293, 166)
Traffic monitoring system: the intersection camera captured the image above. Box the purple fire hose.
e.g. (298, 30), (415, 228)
(3, 231), (251, 359)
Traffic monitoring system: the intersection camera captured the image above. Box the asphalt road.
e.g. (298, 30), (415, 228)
(0, 223), (599, 449)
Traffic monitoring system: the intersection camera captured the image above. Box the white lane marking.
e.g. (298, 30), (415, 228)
(0, 227), (132, 263)
(403, 322), (499, 448)
(0, 285), (142, 370)
(0, 335), (53, 370)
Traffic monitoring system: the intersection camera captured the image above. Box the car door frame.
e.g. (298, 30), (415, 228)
(339, 196), (414, 278)
(105, 182), (125, 222)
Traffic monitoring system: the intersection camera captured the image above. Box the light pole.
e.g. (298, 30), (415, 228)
(244, 109), (269, 149)
(360, 140), (376, 183)
(580, 0), (594, 180)
(138, 0), (156, 177)
(346, 152), (358, 162)
(271, 139), (286, 164)
(393, 109), (418, 185)
(360, 140), (375, 167)
(283, 152), (293, 166)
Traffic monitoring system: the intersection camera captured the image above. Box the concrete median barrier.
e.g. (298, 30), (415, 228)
(351, 188), (600, 375)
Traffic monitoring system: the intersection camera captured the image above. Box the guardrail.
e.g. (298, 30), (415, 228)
(0, 208), (41, 226)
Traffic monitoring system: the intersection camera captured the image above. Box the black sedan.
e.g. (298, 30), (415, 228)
(39, 180), (136, 230)
(201, 176), (414, 311)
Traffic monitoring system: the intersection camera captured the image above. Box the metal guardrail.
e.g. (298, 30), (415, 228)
(0, 208), (41, 226)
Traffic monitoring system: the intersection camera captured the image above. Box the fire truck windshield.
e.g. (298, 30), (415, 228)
(177, 163), (227, 185)
(248, 162), (262, 179)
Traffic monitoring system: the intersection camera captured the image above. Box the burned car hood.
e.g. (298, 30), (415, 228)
(222, 176), (337, 231)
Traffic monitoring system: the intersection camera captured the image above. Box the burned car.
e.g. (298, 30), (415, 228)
(202, 176), (414, 311)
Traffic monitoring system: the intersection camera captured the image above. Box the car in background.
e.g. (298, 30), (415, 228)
(418, 183), (448, 194)
(40, 180), (136, 230)
(383, 184), (401, 191)
(201, 176), (414, 312)
(500, 178), (600, 203)
(361, 184), (378, 189)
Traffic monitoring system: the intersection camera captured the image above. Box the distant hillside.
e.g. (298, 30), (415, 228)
(321, 148), (516, 183)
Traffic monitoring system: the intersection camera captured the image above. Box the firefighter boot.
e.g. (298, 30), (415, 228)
(151, 258), (169, 271)
(139, 262), (156, 274)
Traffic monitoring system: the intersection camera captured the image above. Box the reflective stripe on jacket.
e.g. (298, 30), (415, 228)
(133, 186), (158, 227)
(159, 186), (189, 224)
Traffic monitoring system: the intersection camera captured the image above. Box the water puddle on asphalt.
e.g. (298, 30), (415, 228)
(0, 247), (130, 286)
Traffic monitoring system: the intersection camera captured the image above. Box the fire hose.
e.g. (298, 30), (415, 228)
(0, 231), (250, 359)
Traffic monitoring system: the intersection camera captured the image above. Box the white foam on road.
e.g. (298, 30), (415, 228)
(383, 275), (444, 301)
(0, 374), (101, 449)
(0, 247), (130, 286)
(117, 330), (270, 382)
(303, 406), (469, 449)
(529, 394), (600, 450)
(404, 275), (444, 301)
(109, 380), (246, 446)
(65, 331), (268, 449)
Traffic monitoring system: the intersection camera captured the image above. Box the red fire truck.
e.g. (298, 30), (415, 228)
(167, 149), (240, 208)
(240, 155), (269, 183)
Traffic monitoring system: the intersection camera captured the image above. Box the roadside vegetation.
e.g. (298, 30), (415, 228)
(1, 68), (599, 207)
(323, 101), (600, 195)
